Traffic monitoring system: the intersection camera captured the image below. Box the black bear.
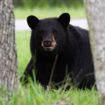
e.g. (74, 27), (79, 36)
(21, 13), (95, 89)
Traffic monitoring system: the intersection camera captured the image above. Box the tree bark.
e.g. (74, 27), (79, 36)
(0, 0), (17, 100)
(84, 0), (105, 105)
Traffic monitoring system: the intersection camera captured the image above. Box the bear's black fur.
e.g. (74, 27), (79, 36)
(21, 13), (95, 89)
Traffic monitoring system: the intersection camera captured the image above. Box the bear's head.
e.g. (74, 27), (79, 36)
(27, 13), (70, 56)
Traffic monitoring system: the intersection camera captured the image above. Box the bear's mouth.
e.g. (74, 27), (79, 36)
(43, 46), (55, 52)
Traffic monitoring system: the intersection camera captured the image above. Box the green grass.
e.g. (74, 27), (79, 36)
(16, 31), (31, 75)
(0, 83), (98, 105)
(14, 31), (98, 105)
(14, 6), (86, 19)
(16, 87), (98, 105)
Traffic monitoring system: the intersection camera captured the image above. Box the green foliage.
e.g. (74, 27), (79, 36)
(14, 0), (84, 8)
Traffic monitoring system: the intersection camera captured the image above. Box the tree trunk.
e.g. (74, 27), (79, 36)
(84, 0), (105, 105)
(0, 0), (17, 100)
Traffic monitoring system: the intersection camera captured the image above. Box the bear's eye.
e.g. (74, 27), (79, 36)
(37, 30), (44, 35)
(36, 30), (45, 38)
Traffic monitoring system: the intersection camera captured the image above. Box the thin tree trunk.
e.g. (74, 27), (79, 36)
(84, 0), (105, 105)
(0, 0), (17, 100)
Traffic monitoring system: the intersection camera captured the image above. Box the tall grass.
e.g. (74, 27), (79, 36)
(15, 31), (98, 105)
(0, 83), (98, 105)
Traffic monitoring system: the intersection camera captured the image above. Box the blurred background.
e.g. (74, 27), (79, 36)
(13, 0), (86, 19)
(14, 0), (84, 8)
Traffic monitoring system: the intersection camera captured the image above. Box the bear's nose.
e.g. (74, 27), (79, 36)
(43, 41), (52, 47)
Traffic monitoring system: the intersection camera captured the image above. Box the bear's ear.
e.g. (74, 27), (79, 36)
(27, 15), (39, 30)
(58, 13), (70, 27)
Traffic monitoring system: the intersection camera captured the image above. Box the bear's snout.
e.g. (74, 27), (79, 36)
(41, 35), (57, 52)
(43, 40), (52, 47)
